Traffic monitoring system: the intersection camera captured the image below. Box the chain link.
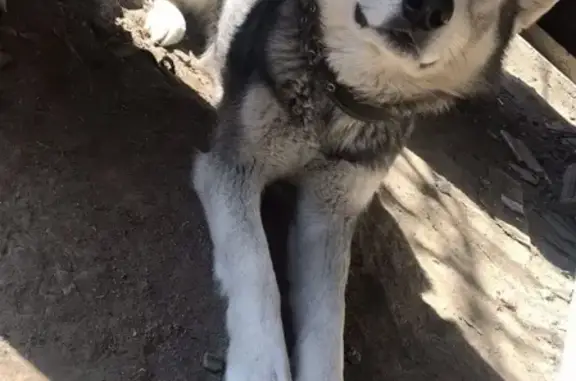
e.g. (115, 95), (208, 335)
(297, 0), (334, 89)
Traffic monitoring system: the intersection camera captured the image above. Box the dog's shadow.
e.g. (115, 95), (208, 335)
(262, 184), (505, 381)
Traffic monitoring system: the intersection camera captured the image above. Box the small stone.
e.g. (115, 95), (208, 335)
(434, 174), (452, 196)
(345, 345), (362, 365)
(501, 194), (524, 215)
(202, 352), (225, 374)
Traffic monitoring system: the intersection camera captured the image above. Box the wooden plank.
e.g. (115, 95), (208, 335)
(557, 278), (576, 381)
(504, 35), (576, 127)
(522, 25), (576, 85)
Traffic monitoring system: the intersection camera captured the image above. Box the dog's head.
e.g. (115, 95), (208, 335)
(319, 0), (557, 107)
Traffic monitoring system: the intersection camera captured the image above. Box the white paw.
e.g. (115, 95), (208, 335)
(225, 332), (292, 381)
(224, 284), (291, 381)
(145, 0), (186, 46)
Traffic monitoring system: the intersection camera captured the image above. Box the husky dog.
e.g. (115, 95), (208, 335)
(162, 0), (559, 380)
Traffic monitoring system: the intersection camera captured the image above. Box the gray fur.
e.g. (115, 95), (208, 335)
(185, 0), (560, 380)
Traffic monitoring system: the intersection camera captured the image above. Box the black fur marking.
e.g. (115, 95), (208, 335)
(223, 0), (287, 99)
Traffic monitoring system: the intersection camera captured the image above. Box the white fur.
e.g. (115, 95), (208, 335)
(289, 167), (382, 381)
(198, 0), (260, 78)
(192, 149), (292, 381)
(318, 0), (501, 103)
(320, 0), (558, 103)
(145, 0), (187, 46)
(356, 0), (402, 26)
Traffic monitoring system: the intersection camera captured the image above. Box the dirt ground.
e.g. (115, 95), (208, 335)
(0, 1), (575, 381)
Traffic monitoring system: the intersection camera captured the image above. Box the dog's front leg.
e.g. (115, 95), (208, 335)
(192, 151), (291, 381)
(289, 163), (380, 381)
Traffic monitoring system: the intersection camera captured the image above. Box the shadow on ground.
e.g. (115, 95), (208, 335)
(0, 0), (572, 380)
(409, 77), (576, 272)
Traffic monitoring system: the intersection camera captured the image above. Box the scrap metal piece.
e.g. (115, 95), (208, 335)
(500, 130), (550, 183)
(508, 162), (539, 185)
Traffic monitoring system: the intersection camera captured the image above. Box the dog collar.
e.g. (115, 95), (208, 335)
(298, 0), (394, 122)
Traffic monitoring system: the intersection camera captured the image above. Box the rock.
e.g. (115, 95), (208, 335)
(202, 352), (225, 375)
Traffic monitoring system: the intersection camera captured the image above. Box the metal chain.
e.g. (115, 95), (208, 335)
(297, 0), (336, 93)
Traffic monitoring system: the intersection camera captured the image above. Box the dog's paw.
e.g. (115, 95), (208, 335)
(145, 0), (186, 46)
(225, 335), (292, 381)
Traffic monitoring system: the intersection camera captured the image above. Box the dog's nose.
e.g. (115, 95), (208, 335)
(402, 0), (454, 31)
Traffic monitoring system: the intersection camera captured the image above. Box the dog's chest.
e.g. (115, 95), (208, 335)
(320, 114), (415, 168)
(239, 83), (415, 171)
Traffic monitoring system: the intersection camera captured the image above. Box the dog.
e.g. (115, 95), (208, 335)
(154, 0), (560, 380)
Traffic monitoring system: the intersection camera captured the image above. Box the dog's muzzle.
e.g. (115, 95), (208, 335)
(356, 0), (454, 56)
(402, 0), (454, 31)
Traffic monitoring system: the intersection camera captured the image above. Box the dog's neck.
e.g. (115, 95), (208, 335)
(296, 0), (400, 122)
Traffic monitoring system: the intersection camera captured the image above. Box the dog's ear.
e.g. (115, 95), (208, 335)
(514, 0), (558, 33)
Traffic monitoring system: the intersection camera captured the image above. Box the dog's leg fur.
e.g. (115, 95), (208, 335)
(288, 162), (382, 381)
(192, 149), (292, 381)
(196, 0), (255, 104)
(198, 0), (258, 87)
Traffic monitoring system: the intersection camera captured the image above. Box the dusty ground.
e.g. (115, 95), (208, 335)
(0, 1), (575, 381)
